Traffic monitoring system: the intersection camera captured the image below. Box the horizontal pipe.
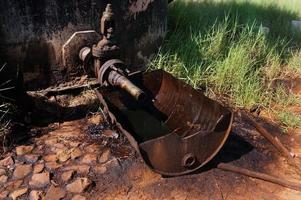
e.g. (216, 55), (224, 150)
(217, 162), (301, 191)
(107, 70), (146, 102)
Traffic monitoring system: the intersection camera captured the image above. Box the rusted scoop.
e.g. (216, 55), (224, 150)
(97, 69), (233, 176)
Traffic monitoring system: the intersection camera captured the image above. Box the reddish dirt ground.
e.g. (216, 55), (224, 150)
(0, 77), (300, 200)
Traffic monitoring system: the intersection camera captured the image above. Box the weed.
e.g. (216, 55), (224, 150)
(277, 111), (301, 129)
(150, 0), (301, 128)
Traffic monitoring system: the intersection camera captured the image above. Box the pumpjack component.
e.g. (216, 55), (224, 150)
(51, 3), (301, 189)
(78, 4), (233, 176)
(79, 4), (145, 102)
(97, 70), (233, 176)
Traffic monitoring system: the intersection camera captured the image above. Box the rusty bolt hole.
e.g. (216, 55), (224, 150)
(182, 153), (196, 167)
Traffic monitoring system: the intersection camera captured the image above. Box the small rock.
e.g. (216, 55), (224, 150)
(13, 164), (32, 179)
(0, 168), (6, 176)
(66, 178), (92, 193)
(61, 170), (75, 182)
(57, 150), (70, 163)
(45, 185), (66, 200)
(105, 158), (120, 169)
(71, 148), (82, 160)
(9, 188), (28, 200)
(44, 138), (58, 146)
(0, 175), (8, 184)
(33, 163), (44, 174)
(94, 165), (107, 174)
(98, 149), (111, 163)
(0, 156), (14, 167)
(51, 144), (67, 153)
(5, 180), (23, 191)
(33, 145), (44, 154)
(43, 154), (57, 162)
(53, 143), (66, 149)
(102, 130), (119, 139)
(81, 154), (97, 164)
(72, 194), (86, 200)
(0, 191), (9, 199)
(85, 144), (100, 153)
(29, 172), (50, 188)
(24, 154), (40, 163)
(45, 162), (62, 171)
(63, 165), (90, 175)
(29, 190), (43, 200)
(16, 145), (34, 156)
(69, 141), (80, 147)
(89, 114), (102, 125)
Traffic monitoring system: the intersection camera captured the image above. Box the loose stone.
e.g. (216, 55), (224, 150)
(98, 149), (111, 163)
(57, 150), (70, 163)
(71, 148), (82, 160)
(94, 165), (107, 174)
(0, 175), (8, 184)
(0, 191), (9, 199)
(24, 154), (40, 163)
(45, 162), (62, 171)
(5, 180), (23, 191)
(9, 188), (28, 200)
(29, 172), (50, 188)
(45, 185), (66, 200)
(13, 164), (32, 179)
(33, 163), (45, 174)
(88, 114), (102, 125)
(86, 144), (100, 153)
(81, 153), (97, 164)
(66, 178), (92, 193)
(44, 138), (58, 146)
(43, 154), (57, 162)
(16, 145), (34, 156)
(29, 190), (43, 200)
(63, 165), (90, 175)
(69, 141), (81, 147)
(105, 158), (120, 169)
(0, 156), (14, 167)
(61, 170), (75, 182)
(0, 168), (6, 176)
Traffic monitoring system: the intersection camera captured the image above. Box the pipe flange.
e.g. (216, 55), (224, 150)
(97, 59), (125, 86)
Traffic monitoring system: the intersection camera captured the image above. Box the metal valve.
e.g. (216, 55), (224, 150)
(79, 4), (146, 102)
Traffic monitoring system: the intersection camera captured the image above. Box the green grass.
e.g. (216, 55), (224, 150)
(149, 0), (301, 129)
(277, 111), (301, 129)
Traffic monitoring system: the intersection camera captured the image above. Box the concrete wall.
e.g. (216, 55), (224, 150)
(0, 0), (168, 89)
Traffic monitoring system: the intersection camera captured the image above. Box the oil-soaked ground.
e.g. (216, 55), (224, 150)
(0, 77), (300, 200)
(0, 112), (300, 200)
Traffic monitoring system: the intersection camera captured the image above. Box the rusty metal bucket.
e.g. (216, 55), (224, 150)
(97, 69), (233, 176)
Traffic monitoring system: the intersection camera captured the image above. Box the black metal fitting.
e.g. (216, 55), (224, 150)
(79, 4), (146, 102)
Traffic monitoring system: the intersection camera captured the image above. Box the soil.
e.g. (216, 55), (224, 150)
(0, 77), (300, 200)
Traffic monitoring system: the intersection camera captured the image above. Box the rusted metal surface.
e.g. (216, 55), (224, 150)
(97, 70), (233, 176)
(78, 4), (146, 102)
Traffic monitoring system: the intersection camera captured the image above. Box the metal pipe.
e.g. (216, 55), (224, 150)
(107, 70), (146, 102)
(217, 162), (301, 191)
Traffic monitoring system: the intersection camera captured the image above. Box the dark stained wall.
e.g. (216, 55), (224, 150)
(0, 0), (167, 89)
